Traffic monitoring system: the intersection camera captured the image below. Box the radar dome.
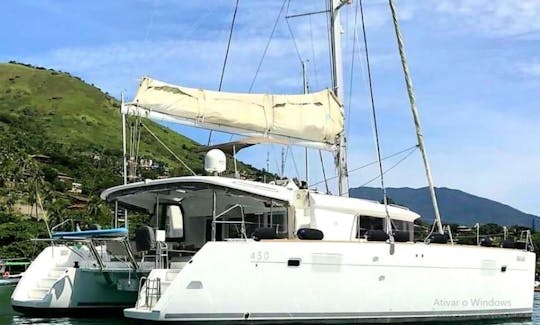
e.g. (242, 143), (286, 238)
(204, 149), (226, 174)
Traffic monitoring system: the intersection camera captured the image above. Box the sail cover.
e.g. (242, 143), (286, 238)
(127, 77), (344, 148)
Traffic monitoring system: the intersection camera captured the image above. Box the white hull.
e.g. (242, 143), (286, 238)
(125, 240), (535, 322)
(11, 245), (141, 315)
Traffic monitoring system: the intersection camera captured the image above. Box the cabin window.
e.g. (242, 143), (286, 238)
(141, 183), (289, 248)
(391, 220), (413, 232)
(392, 220), (414, 241)
(356, 216), (384, 238)
(123, 182), (289, 250)
(211, 196), (288, 241)
(355, 217), (414, 241)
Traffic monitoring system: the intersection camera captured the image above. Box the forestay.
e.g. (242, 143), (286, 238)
(125, 77), (344, 149)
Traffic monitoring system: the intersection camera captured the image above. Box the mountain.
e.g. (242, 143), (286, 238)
(349, 186), (538, 227)
(0, 62), (202, 170)
(0, 62), (262, 191)
(0, 62), (267, 258)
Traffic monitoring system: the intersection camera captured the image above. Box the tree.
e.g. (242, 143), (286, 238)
(379, 196), (398, 206)
(479, 223), (503, 236)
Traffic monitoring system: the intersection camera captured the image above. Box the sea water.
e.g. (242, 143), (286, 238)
(1, 285), (539, 324)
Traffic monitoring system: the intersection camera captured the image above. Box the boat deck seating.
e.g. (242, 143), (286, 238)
(297, 228), (324, 240)
(135, 226), (155, 252)
(392, 230), (410, 242)
(366, 229), (388, 242)
(428, 233), (449, 244)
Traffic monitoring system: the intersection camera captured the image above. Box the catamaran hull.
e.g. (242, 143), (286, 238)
(11, 305), (129, 317)
(11, 245), (140, 316)
(124, 241), (535, 323)
(123, 313), (532, 324)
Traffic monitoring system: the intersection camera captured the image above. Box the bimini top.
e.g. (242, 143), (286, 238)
(101, 176), (297, 212)
(101, 176), (420, 223)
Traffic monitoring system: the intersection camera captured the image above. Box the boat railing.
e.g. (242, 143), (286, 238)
(140, 242), (198, 270)
(518, 230), (534, 252)
(50, 218), (74, 233)
(212, 204), (247, 241)
(444, 225), (454, 245)
(32, 236), (139, 270)
(137, 276), (147, 308)
(143, 277), (161, 310)
(141, 241), (169, 269)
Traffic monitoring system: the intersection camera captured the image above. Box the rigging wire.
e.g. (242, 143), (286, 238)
(358, 0), (393, 235)
(135, 117), (142, 164)
(325, 0), (335, 90)
(143, 0), (157, 44)
(285, 0), (304, 64)
(359, 147), (417, 187)
(308, 15), (321, 90)
(316, 149), (330, 194)
(318, 150), (330, 193)
(219, 0), (240, 92)
(208, 0), (241, 146)
(270, 144), (283, 178)
(346, 0), (359, 139)
(250, 0), (288, 172)
(140, 123), (196, 176)
(136, 0), (157, 77)
(309, 144), (418, 188)
(249, 0), (289, 92)
(288, 146), (301, 180)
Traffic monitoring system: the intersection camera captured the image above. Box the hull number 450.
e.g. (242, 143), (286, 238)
(250, 251), (269, 261)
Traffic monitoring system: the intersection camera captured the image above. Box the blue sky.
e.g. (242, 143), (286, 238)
(2, 0), (539, 217)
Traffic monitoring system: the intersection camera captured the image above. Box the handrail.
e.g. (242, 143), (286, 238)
(144, 277), (161, 310)
(51, 218), (73, 232)
(444, 225), (454, 245)
(43, 272), (71, 299)
(212, 204), (247, 240)
(166, 249), (197, 254)
(519, 230), (534, 252)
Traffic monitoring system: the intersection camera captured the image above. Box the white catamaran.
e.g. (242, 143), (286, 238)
(109, 0), (536, 322)
(10, 227), (153, 315)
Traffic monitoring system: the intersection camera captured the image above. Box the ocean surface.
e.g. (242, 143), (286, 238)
(1, 285), (539, 324)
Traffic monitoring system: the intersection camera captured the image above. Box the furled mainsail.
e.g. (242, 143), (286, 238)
(125, 77), (344, 149)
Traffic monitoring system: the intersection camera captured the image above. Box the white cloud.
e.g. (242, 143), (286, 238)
(433, 0), (540, 37)
(515, 60), (540, 78)
(8, 0), (539, 216)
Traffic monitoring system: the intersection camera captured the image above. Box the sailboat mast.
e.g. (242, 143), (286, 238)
(330, 0), (349, 197)
(388, 0), (444, 235)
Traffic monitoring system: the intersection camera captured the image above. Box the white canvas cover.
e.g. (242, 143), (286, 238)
(129, 77), (344, 147)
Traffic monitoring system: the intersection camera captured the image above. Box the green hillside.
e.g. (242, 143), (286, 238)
(0, 62), (264, 258)
(0, 62), (201, 170)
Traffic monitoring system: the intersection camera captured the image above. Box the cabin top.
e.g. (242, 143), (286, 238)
(101, 176), (420, 223)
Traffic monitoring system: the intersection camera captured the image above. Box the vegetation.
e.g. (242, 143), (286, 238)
(0, 62), (266, 258)
(2, 62), (539, 273)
